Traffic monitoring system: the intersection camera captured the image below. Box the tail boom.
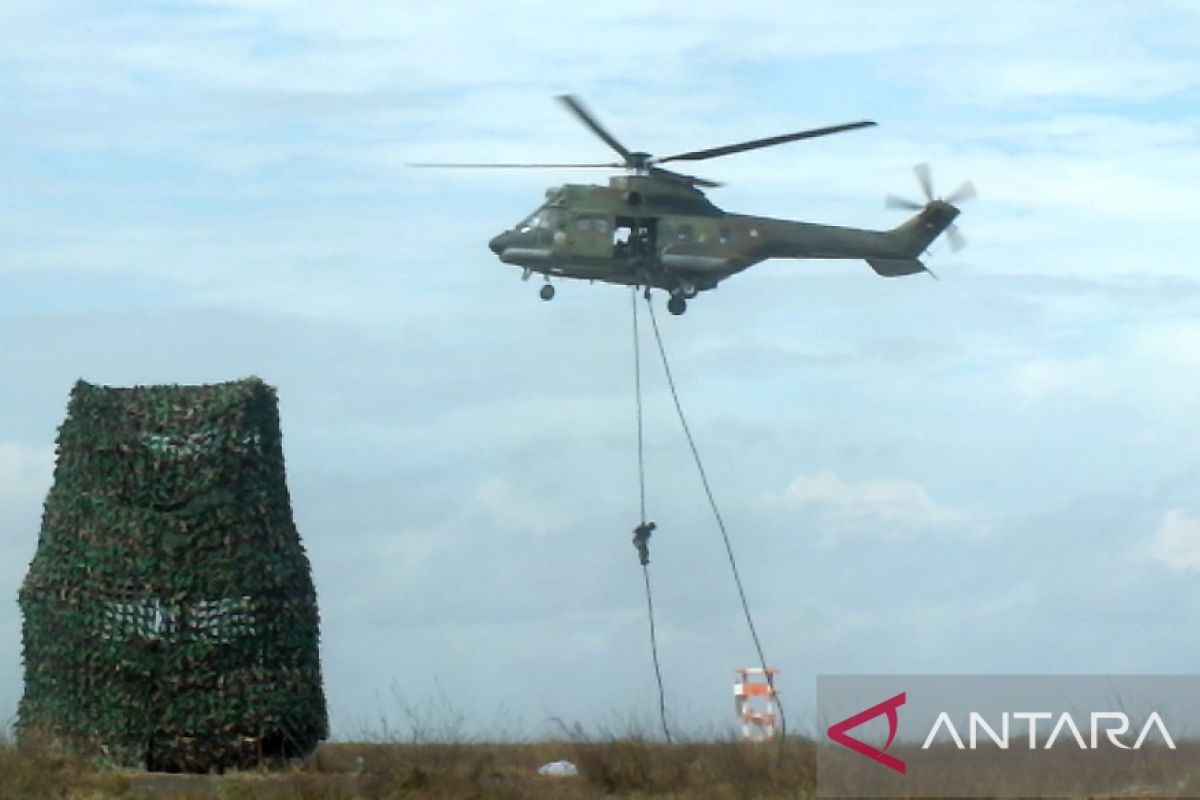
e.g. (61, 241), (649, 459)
(728, 200), (962, 278)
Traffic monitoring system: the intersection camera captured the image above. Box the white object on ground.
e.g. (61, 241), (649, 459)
(537, 760), (579, 776)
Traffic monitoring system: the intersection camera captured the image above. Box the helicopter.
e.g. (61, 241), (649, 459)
(413, 95), (975, 315)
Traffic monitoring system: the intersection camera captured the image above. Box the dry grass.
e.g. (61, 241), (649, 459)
(0, 742), (133, 799)
(0, 737), (815, 799)
(6, 736), (1200, 799)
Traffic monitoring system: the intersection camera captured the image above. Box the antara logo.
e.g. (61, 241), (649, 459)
(827, 691), (1178, 776)
(826, 692), (907, 774)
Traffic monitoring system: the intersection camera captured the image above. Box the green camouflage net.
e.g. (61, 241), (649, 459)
(18, 378), (327, 772)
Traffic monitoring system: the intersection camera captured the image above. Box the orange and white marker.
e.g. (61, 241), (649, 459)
(734, 667), (779, 742)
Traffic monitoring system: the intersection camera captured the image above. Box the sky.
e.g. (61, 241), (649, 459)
(2, 0), (1200, 741)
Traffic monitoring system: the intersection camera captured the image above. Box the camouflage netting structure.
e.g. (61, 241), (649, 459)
(18, 378), (327, 772)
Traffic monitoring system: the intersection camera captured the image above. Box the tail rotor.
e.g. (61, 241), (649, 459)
(886, 163), (976, 252)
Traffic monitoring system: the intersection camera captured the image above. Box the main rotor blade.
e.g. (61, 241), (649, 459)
(407, 161), (622, 169)
(914, 163), (934, 203)
(945, 180), (977, 206)
(654, 120), (877, 164)
(649, 166), (723, 189)
(557, 94), (633, 161)
(885, 194), (924, 211)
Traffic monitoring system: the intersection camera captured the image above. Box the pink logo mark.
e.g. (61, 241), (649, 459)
(827, 692), (907, 775)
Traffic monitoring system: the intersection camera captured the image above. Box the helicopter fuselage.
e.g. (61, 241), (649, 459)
(488, 175), (959, 309)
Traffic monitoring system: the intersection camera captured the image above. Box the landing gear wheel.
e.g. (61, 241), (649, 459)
(667, 296), (687, 315)
(539, 284), (555, 301)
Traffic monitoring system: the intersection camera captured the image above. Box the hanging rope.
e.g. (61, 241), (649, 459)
(633, 288), (647, 525)
(631, 287), (672, 744)
(641, 562), (671, 742)
(643, 294), (787, 740)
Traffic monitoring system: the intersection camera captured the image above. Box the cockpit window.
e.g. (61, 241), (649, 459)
(517, 211), (540, 232)
(518, 206), (568, 233)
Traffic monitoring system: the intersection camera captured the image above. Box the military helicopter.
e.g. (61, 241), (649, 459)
(413, 95), (975, 315)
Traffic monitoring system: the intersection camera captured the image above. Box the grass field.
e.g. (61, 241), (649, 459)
(6, 729), (1197, 798)
(0, 736), (817, 799)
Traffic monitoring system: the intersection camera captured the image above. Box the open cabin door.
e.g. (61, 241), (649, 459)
(613, 216), (658, 262)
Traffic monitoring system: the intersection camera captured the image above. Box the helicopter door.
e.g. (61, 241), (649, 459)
(613, 217), (657, 263)
(613, 220), (634, 259)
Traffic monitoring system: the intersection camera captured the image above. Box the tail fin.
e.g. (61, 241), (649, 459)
(888, 201), (960, 258)
(865, 203), (960, 277)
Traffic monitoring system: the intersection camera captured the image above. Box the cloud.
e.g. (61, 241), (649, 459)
(1002, 319), (1200, 422)
(0, 442), (54, 509)
(1011, 357), (1110, 404)
(0, 442), (55, 602)
(1133, 322), (1200, 374)
(766, 470), (964, 537)
(473, 477), (566, 537)
(1149, 509), (1200, 572)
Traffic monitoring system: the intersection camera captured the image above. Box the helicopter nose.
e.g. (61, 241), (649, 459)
(488, 231), (509, 255)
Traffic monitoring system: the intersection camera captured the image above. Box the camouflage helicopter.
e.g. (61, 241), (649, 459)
(414, 95), (974, 315)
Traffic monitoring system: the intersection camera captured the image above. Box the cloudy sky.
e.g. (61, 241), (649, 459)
(2, 0), (1200, 739)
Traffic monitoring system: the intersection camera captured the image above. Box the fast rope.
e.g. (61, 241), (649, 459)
(639, 291), (788, 741)
(631, 287), (673, 744)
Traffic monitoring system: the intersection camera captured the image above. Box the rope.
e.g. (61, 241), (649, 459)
(632, 287), (672, 744)
(633, 288), (647, 525)
(642, 564), (671, 743)
(643, 294), (787, 740)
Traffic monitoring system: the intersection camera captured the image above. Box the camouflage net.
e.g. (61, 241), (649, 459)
(18, 378), (327, 772)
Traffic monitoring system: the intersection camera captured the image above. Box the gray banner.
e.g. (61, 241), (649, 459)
(817, 675), (1200, 797)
